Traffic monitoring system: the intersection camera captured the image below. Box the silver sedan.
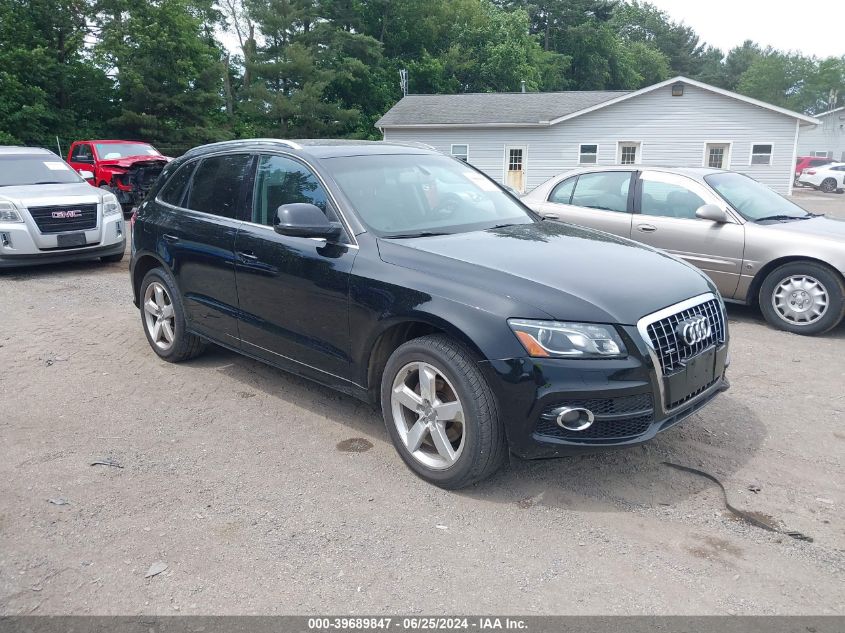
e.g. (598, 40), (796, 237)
(522, 166), (845, 335)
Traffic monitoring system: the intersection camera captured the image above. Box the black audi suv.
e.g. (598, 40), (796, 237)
(130, 139), (729, 488)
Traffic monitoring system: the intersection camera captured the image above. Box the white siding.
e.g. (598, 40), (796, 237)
(383, 83), (800, 193)
(798, 112), (845, 161)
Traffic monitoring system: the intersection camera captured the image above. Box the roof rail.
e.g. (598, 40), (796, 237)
(185, 138), (303, 155)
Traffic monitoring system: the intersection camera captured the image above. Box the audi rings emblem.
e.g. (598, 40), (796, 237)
(677, 316), (711, 346)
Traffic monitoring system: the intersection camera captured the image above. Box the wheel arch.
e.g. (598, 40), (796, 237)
(749, 256), (845, 306)
(364, 316), (487, 403)
(131, 252), (168, 306)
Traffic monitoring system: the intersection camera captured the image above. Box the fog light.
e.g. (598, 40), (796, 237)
(555, 407), (595, 431)
(0, 232), (10, 247)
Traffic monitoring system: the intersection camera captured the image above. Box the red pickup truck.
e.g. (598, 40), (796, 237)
(67, 140), (169, 214)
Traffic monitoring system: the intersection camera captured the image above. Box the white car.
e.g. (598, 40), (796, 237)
(798, 162), (845, 193)
(0, 147), (126, 268)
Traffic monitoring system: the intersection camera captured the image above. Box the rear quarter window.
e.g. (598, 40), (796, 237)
(158, 162), (196, 207)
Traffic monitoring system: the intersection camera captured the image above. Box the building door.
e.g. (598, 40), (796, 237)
(504, 146), (526, 193)
(705, 143), (731, 169)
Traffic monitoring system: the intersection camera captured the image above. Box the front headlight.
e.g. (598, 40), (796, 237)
(0, 200), (23, 223)
(102, 193), (122, 216)
(508, 319), (627, 358)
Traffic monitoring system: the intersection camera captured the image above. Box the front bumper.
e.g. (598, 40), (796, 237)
(0, 212), (125, 268)
(482, 323), (729, 459)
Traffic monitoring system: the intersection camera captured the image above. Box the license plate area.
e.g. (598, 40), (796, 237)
(57, 232), (87, 248)
(665, 346), (717, 407)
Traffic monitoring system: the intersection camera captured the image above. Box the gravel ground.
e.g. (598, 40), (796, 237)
(0, 194), (843, 615)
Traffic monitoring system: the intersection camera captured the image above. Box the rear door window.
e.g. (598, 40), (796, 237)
(570, 171), (632, 213)
(186, 154), (252, 219)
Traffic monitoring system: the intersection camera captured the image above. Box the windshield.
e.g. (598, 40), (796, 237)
(0, 155), (84, 187)
(323, 154), (534, 237)
(95, 143), (159, 160)
(704, 172), (810, 220)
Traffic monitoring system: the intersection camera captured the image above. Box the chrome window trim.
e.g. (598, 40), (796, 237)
(636, 292), (727, 415)
(153, 148), (358, 247)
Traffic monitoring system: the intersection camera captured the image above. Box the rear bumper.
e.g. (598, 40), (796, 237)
(482, 327), (729, 459)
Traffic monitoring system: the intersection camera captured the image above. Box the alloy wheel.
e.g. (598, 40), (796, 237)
(772, 275), (829, 325)
(390, 362), (465, 470)
(143, 281), (176, 350)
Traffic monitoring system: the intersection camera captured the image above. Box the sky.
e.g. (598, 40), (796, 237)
(647, 0), (844, 58)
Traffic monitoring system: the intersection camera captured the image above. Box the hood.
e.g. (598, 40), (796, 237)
(98, 155), (169, 169)
(761, 214), (845, 240)
(377, 221), (714, 325)
(0, 182), (102, 206)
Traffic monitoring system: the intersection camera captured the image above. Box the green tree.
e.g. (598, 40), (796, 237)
(94, 0), (229, 151)
(736, 49), (814, 111)
(0, 0), (114, 147)
(610, 1), (703, 76)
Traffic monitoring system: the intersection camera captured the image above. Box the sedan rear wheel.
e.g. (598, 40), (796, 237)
(759, 262), (845, 335)
(820, 178), (837, 193)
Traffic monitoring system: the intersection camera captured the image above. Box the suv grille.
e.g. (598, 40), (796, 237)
(645, 298), (725, 375)
(27, 203), (98, 234)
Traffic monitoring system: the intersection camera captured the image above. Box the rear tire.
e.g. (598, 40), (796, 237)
(820, 178), (837, 193)
(380, 334), (507, 489)
(139, 267), (206, 361)
(758, 261), (845, 335)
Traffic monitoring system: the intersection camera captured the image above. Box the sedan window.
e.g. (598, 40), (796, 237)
(641, 180), (706, 219)
(549, 177), (576, 204)
(705, 172), (810, 221)
(570, 171), (631, 213)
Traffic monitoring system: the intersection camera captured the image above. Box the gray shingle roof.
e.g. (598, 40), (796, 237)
(376, 91), (631, 127)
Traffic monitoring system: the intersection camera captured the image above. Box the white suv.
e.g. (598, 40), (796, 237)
(0, 146), (126, 268)
(798, 162), (845, 193)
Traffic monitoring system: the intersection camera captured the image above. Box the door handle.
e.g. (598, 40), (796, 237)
(162, 233), (179, 242)
(237, 250), (259, 262)
(636, 224), (657, 233)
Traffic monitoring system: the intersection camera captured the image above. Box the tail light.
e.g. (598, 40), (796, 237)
(806, 170), (816, 175)
(130, 209), (138, 229)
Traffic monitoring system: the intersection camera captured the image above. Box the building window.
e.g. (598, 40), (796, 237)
(705, 143), (731, 169)
(579, 144), (598, 164)
(750, 144), (773, 165)
(505, 146), (525, 192)
(813, 150), (831, 158)
(451, 144), (469, 162)
(618, 142), (641, 165)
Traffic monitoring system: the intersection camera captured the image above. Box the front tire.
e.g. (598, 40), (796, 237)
(758, 262), (845, 335)
(140, 267), (206, 361)
(380, 334), (507, 489)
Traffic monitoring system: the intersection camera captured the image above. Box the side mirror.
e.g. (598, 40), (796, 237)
(79, 170), (95, 182)
(695, 204), (729, 223)
(274, 203), (342, 240)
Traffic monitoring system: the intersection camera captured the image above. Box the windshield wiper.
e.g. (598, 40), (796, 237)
(386, 231), (452, 239)
(31, 181), (67, 185)
(754, 214), (811, 222)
